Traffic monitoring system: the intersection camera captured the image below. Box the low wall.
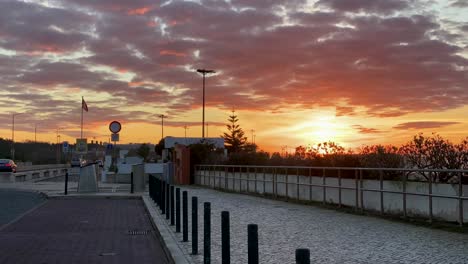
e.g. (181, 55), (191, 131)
(1, 165), (68, 183)
(195, 169), (468, 223)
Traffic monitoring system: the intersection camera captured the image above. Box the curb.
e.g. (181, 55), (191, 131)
(142, 195), (192, 264)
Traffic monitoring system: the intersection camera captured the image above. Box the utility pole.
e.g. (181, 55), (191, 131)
(34, 124), (37, 143)
(11, 113), (22, 160)
(196, 69), (215, 139)
(183, 125), (189, 139)
(250, 129), (255, 143)
(159, 114), (167, 140)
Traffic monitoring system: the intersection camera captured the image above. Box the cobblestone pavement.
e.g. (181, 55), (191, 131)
(0, 198), (169, 264)
(159, 186), (468, 264)
(0, 189), (46, 226)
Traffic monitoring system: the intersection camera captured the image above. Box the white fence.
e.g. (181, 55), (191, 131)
(195, 165), (468, 225)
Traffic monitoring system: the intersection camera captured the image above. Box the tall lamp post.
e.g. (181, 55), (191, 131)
(196, 69), (215, 139)
(159, 114), (167, 140)
(11, 113), (22, 160)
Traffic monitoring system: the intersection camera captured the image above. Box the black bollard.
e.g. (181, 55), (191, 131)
(248, 224), (259, 264)
(166, 183), (170, 220)
(171, 186), (175, 226)
(149, 176), (153, 200)
(221, 211), (230, 264)
(155, 178), (160, 206)
(192, 196), (198, 255)
(183, 191), (188, 242)
(64, 170), (68, 195)
(176, 188), (181, 232)
(161, 181), (166, 214)
(130, 172), (134, 194)
(204, 202), (211, 264)
(295, 248), (310, 264)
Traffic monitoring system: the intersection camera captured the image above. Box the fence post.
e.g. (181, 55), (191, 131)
(295, 248), (310, 264)
(183, 191), (188, 242)
(64, 170), (68, 195)
(459, 172), (464, 226)
(176, 188), (181, 232)
(248, 224), (259, 264)
(204, 202), (211, 264)
(221, 211), (230, 264)
(171, 186), (175, 226)
(379, 170), (384, 215)
(192, 196), (198, 255)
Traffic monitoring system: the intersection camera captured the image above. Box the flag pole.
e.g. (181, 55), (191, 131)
(81, 97), (83, 139)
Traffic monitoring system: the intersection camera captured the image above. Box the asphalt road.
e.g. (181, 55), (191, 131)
(0, 189), (46, 226)
(0, 198), (169, 264)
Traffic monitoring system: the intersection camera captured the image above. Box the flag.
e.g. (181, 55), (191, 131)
(82, 97), (88, 112)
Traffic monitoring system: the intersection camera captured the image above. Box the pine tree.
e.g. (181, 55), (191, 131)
(222, 111), (247, 153)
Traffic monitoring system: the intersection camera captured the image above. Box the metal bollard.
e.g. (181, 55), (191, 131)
(161, 181), (166, 214)
(183, 191), (188, 242)
(64, 170), (69, 195)
(166, 183), (170, 220)
(204, 202), (211, 264)
(192, 196), (198, 255)
(221, 211), (230, 264)
(295, 248), (310, 264)
(130, 172), (134, 194)
(155, 178), (160, 206)
(176, 188), (181, 232)
(248, 224), (259, 264)
(171, 186), (175, 226)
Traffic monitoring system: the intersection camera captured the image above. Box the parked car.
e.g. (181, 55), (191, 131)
(71, 157), (82, 167)
(0, 159), (17, 173)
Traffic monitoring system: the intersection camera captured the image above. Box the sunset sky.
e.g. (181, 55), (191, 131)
(0, 0), (467, 153)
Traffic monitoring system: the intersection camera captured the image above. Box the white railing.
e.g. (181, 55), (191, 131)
(195, 165), (468, 226)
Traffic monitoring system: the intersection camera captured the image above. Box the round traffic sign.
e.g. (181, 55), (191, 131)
(109, 121), (121, 134)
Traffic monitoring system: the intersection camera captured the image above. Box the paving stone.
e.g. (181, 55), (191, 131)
(156, 186), (468, 264)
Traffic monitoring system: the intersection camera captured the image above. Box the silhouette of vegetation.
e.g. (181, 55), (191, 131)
(136, 143), (150, 161)
(218, 134), (467, 183)
(0, 138), (62, 164)
(221, 111), (247, 153)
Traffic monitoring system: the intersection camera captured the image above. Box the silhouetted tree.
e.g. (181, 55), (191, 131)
(399, 133), (463, 182)
(221, 111), (247, 153)
(137, 143), (150, 161)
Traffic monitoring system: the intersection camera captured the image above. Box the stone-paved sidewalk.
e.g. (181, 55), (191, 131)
(0, 198), (169, 264)
(151, 186), (468, 264)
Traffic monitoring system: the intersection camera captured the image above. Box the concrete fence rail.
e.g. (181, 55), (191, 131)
(195, 165), (468, 225)
(0, 164), (68, 183)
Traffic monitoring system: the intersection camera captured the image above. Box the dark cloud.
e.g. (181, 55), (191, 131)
(352, 125), (384, 134)
(393, 121), (460, 130)
(316, 0), (409, 14)
(0, 0), (467, 127)
(451, 0), (468, 7)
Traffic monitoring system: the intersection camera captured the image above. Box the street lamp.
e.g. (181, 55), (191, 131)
(196, 68), (215, 139)
(159, 114), (167, 140)
(11, 113), (22, 160)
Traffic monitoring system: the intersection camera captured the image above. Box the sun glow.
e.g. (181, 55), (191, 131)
(298, 115), (340, 144)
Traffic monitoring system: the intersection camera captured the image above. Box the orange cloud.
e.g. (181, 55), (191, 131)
(128, 7), (151, 15)
(147, 20), (157, 27)
(159, 50), (186, 57)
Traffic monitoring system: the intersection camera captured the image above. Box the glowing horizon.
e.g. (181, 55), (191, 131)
(0, 0), (466, 153)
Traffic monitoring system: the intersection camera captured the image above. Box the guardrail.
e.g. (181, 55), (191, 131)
(195, 165), (468, 226)
(0, 165), (69, 183)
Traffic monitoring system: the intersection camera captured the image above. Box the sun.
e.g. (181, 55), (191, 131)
(299, 115), (339, 143)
